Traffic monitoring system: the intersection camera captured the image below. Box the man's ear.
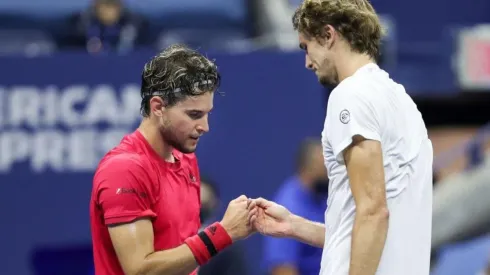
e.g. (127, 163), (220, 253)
(323, 25), (336, 48)
(149, 96), (166, 116)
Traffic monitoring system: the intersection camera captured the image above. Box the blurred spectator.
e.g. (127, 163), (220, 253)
(198, 177), (248, 275)
(59, 0), (149, 53)
(263, 138), (328, 275)
(482, 257), (490, 275)
(251, 0), (297, 50)
(433, 169), (440, 187)
(431, 235), (490, 275)
(476, 254), (490, 275)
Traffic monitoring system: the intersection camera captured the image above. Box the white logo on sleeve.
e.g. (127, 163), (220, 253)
(339, 109), (350, 124)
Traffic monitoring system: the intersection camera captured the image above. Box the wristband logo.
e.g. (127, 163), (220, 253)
(209, 225), (217, 235)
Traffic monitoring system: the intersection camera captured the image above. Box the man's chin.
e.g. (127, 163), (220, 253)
(319, 76), (338, 89)
(177, 144), (197, 154)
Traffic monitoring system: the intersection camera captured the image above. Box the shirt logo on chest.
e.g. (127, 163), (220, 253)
(189, 172), (197, 184)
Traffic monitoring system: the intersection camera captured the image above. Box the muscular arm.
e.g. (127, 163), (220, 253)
(109, 218), (198, 275)
(344, 136), (389, 275)
(289, 214), (325, 248)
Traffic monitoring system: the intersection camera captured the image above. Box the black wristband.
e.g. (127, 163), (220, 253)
(198, 231), (218, 257)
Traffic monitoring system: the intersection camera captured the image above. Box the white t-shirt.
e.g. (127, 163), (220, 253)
(320, 63), (433, 275)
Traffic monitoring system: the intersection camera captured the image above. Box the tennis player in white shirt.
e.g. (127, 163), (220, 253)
(250, 1), (433, 275)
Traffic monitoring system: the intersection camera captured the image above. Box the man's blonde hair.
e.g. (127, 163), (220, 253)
(292, 0), (384, 59)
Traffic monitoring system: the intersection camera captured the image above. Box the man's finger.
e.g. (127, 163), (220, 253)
(247, 200), (256, 210)
(249, 210), (257, 226)
(254, 197), (270, 207)
(235, 195), (248, 202)
(248, 207), (257, 218)
(249, 215), (257, 228)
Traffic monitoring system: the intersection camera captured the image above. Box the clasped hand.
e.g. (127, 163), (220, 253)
(220, 195), (293, 241)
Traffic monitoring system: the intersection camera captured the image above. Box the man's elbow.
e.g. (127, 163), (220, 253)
(135, 258), (163, 275)
(357, 202), (390, 222)
(130, 257), (154, 275)
(124, 264), (145, 275)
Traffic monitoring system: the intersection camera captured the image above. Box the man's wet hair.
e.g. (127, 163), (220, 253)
(140, 44), (221, 116)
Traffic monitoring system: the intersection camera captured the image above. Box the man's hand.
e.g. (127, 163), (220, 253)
(252, 197), (326, 247)
(220, 195), (257, 242)
(250, 197), (293, 238)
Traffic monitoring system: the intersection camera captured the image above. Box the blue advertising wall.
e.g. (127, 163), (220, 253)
(0, 51), (326, 275)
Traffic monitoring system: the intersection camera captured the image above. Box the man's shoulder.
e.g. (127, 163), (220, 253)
(331, 64), (398, 98)
(327, 74), (383, 121)
(330, 75), (374, 102)
(97, 131), (150, 170)
(92, 151), (158, 199)
(95, 148), (152, 184)
(98, 151), (144, 169)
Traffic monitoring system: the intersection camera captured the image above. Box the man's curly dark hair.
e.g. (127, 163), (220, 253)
(140, 44), (221, 117)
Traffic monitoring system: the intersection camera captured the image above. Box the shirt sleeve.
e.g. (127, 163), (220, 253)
(94, 156), (157, 225)
(326, 86), (381, 163)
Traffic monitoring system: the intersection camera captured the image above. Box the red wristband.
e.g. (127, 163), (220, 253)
(184, 222), (233, 265)
(184, 233), (210, 265)
(203, 222), (233, 251)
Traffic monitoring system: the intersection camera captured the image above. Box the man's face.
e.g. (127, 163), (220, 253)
(95, 3), (122, 25)
(298, 32), (339, 88)
(159, 92), (214, 154)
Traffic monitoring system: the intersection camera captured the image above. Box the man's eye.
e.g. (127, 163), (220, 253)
(188, 112), (203, 119)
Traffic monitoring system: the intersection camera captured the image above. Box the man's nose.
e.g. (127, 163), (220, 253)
(305, 55), (314, 70)
(197, 116), (209, 133)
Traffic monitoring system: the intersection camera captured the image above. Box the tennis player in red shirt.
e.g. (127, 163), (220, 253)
(90, 44), (257, 275)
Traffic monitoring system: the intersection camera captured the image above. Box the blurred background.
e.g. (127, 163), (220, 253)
(0, 0), (489, 274)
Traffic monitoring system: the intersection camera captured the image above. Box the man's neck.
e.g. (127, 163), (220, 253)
(138, 119), (174, 162)
(335, 51), (375, 83)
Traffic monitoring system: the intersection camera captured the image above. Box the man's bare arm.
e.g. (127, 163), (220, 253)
(109, 218), (198, 275)
(289, 214), (325, 248)
(344, 136), (389, 275)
